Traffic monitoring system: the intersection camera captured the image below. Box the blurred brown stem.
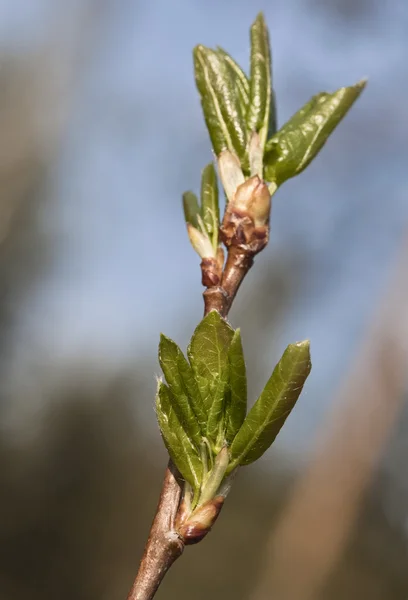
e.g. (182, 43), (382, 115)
(126, 244), (255, 600)
(126, 464), (183, 600)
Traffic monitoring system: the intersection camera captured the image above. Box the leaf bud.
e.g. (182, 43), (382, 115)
(233, 175), (271, 227)
(187, 223), (216, 259)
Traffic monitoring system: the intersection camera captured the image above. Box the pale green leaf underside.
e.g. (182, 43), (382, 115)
(159, 334), (207, 444)
(247, 12), (272, 150)
(264, 80), (366, 185)
(194, 45), (248, 168)
(228, 341), (311, 471)
(156, 381), (202, 489)
(216, 46), (250, 114)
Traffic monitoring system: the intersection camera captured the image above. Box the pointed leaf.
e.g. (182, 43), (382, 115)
(217, 46), (250, 114)
(228, 341), (311, 470)
(156, 381), (202, 489)
(194, 45), (248, 166)
(264, 80), (366, 185)
(183, 191), (200, 228)
(225, 329), (247, 443)
(200, 163), (219, 247)
(159, 334), (207, 445)
(247, 13), (272, 149)
(188, 310), (234, 411)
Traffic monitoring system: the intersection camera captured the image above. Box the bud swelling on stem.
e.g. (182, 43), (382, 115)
(233, 175), (271, 227)
(177, 496), (225, 545)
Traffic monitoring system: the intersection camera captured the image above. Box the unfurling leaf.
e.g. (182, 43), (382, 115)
(264, 80), (366, 185)
(156, 381), (202, 489)
(159, 334), (207, 444)
(216, 46), (250, 114)
(183, 191), (200, 228)
(194, 45), (248, 166)
(247, 13), (272, 150)
(188, 310), (234, 411)
(225, 329), (247, 443)
(228, 340), (311, 471)
(200, 163), (219, 246)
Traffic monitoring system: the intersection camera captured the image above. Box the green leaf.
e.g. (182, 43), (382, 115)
(156, 381), (203, 489)
(159, 334), (207, 445)
(188, 310), (234, 411)
(246, 13), (272, 150)
(225, 329), (247, 443)
(264, 80), (366, 185)
(216, 46), (250, 114)
(183, 191), (200, 228)
(228, 340), (311, 470)
(200, 163), (219, 247)
(268, 88), (277, 138)
(206, 379), (228, 449)
(194, 45), (248, 166)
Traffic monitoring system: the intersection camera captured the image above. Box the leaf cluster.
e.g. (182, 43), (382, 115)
(192, 12), (365, 189)
(156, 311), (311, 506)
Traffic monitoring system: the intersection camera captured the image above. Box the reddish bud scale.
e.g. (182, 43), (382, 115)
(177, 496), (225, 545)
(174, 497), (191, 531)
(220, 208), (269, 255)
(201, 245), (224, 287)
(220, 176), (271, 256)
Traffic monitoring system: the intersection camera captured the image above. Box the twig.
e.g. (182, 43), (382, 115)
(126, 245), (255, 600)
(126, 463), (183, 600)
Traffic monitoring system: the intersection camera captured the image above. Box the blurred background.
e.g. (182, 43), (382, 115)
(0, 0), (408, 598)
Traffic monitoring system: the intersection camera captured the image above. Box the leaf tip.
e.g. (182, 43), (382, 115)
(293, 339), (310, 350)
(356, 77), (368, 88)
(253, 11), (266, 25)
(287, 339), (311, 363)
(193, 43), (205, 56)
(159, 333), (177, 355)
(350, 77), (368, 98)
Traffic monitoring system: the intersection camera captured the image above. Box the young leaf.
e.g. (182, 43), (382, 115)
(268, 88), (277, 138)
(264, 80), (366, 186)
(194, 45), (248, 165)
(156, 381), (203, 489)
(228, 340), (311, 471)
(225, 329), (247, 443)
(183, 191), (200, 228)
(216, 46), (250, 114)
(206, 379), (228, 449)
(188, 310), (234, 411)
(200, 163), (219, 247)
(186, 224), (215, 260)
(246, 13), (272, 150)
(159, 334), (207, 445)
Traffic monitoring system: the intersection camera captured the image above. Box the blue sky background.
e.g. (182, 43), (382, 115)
(1, 0), (408, 457)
